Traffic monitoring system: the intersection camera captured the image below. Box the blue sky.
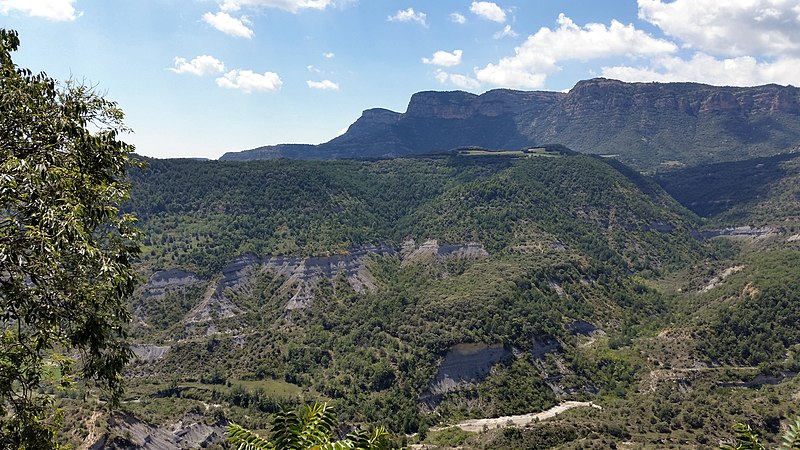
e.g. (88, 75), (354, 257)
(3, 0), (799, 159)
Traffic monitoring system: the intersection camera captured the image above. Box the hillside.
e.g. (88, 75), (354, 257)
(127, 148), (700, 277)
(221, 78), (800, 172)
(51, 148), (800, 449)
(655, 150), (800, 228)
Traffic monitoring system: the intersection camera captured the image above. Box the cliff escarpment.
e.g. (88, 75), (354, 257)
(221, 78), (800, 171)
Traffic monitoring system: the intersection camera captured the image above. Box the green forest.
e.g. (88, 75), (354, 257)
(55, 149), (796, 449)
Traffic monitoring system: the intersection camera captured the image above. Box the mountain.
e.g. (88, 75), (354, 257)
(64, 149), (720, 448)
(54, 146), (800, 449)
(221, 78), (800, 172)
(59, 146), (800, 450)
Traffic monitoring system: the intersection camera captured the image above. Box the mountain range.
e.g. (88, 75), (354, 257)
(57, 78), (800, 449)
(221, 78), (800, 172)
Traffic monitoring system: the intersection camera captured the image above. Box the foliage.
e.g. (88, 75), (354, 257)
(722, 422), (768, 450)
(721, 416), (800, 449)
(112, 125), (800, 448)
(127, 153), (703, 277)
(228, 402), (390, 450)
(0, 29), (139, 448)
(118, 150), (717, 438)
(655, 152), (800, 226)
(700, 251), (800, 367)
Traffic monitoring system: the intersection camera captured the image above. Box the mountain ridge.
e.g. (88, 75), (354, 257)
(221, 78), (800, 171)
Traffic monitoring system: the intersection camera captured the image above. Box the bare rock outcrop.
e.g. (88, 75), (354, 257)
(130, 344), (170, 362)
(92, 412), (226, 450)
(141, 269), (203, 298)
(427, 343), (512, 395)
(401, 239), (489, 264)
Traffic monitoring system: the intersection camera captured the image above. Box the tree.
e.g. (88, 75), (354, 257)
(228, 402), (391, 450)
(0, 29), (140, 448)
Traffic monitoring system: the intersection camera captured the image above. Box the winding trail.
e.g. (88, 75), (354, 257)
(435, 401), (602, 433)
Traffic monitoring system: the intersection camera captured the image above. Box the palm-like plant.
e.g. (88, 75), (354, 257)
(228, 402), (390, 450)
(720, 416), (800, 450)
(780, 417), (800, 450)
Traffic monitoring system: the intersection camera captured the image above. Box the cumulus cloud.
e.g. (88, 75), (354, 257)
(202, 11), (254, 38)
(0, 0), (80, 21)
(638, 0), (800, 57)
(170, 55), (225, 76)
(323, 52), (335, 59)
(422, 49), (463, 67)
(450, 12), (466, 24)
(388, 8), (427, 27)
(493, 24), (518, 40)
(307, 79), (340, 90)
(219, 0), (333, 13)
(216, 69), (282, 92)
(435, 70), (481, 90)
(475, 13), (677, 88)
(470, 1), (506, 23)
(602, 53), (800, 86)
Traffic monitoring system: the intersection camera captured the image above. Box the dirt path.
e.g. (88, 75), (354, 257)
(436, 401), (602, 433)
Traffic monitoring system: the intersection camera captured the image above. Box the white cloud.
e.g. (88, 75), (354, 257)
(0, 0), (80, 21)
(602, 53), (800, 86)
(475, 13), (677, 88)
(422, 49), (463, 67)
(638, 0), (800, 57)
(470, 1), (506, 23)
(388, 8), (427, 27)
(170, 55), (225, 76)
(216, 69), (282, 93)
(307, 64), (321, 73)
(450, 12), (466, 24)
(307, 79), (340, 90)
(435, 69), (481, 90)
(323, 52), (335, 59)
(203, 11), (254, 38)
(219, 0), (333, 13)
(493, 24), (518, 40)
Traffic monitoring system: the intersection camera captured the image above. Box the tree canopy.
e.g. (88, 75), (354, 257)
(0, 29), (140, 448)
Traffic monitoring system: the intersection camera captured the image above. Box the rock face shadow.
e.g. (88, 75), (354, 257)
(426, 343), (513, 400)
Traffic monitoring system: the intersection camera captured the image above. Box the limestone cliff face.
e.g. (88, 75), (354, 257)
(559, 78), (799, 118)
(405, 89), (563, 119)
(221, 78), (800, 170)
(405, 91), (481, 119)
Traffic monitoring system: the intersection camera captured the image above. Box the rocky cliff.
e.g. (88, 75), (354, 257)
(221, 78), (800, 171)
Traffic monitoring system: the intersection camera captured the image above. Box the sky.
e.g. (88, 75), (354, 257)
(2, 0), (800, 159)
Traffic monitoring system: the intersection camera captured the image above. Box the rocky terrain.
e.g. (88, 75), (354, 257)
(137, 240), (490, 331)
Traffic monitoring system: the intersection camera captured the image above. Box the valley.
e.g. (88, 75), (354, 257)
(52, 143), (800, 449)
(4, 3), (800, 449)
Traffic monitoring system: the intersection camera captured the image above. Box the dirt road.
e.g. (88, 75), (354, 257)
(437, 401), (602, 433)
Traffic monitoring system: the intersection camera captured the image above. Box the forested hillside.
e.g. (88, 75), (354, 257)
(127, 149), (700, 277)
(655, 151), (800, 228)
(58, 148), (800, 449)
